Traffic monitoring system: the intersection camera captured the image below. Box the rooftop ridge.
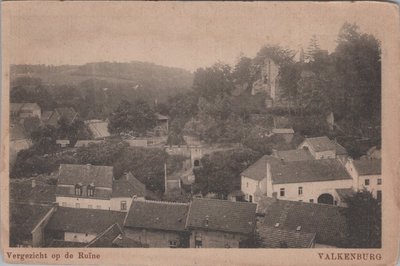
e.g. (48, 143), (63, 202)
(192, 197), (257, 206)
(140, 199), (189, 206)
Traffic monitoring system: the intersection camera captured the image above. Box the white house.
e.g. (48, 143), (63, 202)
(56, 164), (145, 212)
(241, 155), (354, 205)
(345, 159), (382, 201)
(298, 136), (348, 163)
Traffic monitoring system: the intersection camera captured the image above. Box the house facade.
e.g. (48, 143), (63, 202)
(124, 200), (189, 248)
(10, 103), (41, 121)
(186, 198), (257, 248)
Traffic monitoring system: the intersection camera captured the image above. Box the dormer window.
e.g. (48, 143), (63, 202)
(75, 184), (82, 196)
(87, 185), (95, 197)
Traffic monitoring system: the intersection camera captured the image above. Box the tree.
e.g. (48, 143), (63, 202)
(306, 35), (321, 62)
(108, 99), (157, 135)
(341, 190), (381, 248)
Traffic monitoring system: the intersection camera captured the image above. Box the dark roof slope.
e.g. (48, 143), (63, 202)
(270, 159), (351, 184)
(241, 155), (277, 181)
(58, 164), (113, 188)
(112, 173), (146, 198)
(273, 149), (313, 162)
(48, 240), (87, 247)
(46, 207), (126, 235)
(124, 201), (189, 232)
(10, 203), (53, 246)
(303, 136), (337, 152)
(55, 107), (78, 123)
(86, 223), (122, 247)
(10, 181), (56, 204)
(353, 159), (381, 176)
(186, 198), (257, 235)
(263, 199), (348, 247)
(257, 225), (316, 248)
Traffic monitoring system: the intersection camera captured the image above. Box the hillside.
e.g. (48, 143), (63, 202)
(10, 61), (193, 90)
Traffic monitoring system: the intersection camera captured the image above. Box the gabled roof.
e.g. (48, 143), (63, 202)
(41, 111), (53, 121)
(262, 199), (348, 247)
(46, 207), (126, 235)
(334, 142), (348, 155)
(352, 159), (381, 176)
(273, 149), (313, 162)
(301, 136), (337, 152)
(112, 173), (146, 198)
(257, 225), (316, 248)
(335, 188), (356, 201)
(10, 203), (53, 246)
(124, 200), (189, 232)
(86, 223), (122, 247)
(270, 159), (351, 184)
(186, 198), (257, 235)
(155, 113), (169, 121)
(46, 107), (78, 126)
(86, 120), (111, 139)
(241, 155), (277, 181)
(58, 164), (113, 188)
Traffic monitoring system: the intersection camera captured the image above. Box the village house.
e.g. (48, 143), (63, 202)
(345, 158), (382, 201)
(45, 207), (126, 246)
(186, 198), (257, 248)
(298, 136), (348, 163)
(43, 107), (78, 127)
(257, 197), (349, 248)
(153, 113), (169, 136)
(56, 164), (145, 212)
(241, 155), (353, 205)
(10, 103), (41, 121)
(123, 200), (190, 248)
(85, 119), (111, 140)
(9, 203), (56, 247)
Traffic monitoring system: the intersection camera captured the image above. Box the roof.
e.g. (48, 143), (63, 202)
(186, 198), (257, 235)
(270, 159), (352, 184)
(46, 107), (78, 126)
(334, 142), (348, 155)
(255, 196), (277, 214)
(10, 181), (56, 204)
(301, 136), (337, 152)
(112, 235), (148, 248)
(262, 199), (348, 247)
(156, 113), (169, 120)
(11, 103), (40, 112)
(257, 225), (316, 248)
(273, 149), (313, 162)
(124, 200), (189, 232)
(58, 164), (113, 188)
(352, 159), (381, 176)
(10, 123), (27, 140)
(74, 140), (105, 147)
(273, 116), (291, 129)
(241, 155), (276, 181)
(335, 188), (355, 201)
(112, 173), (146, 198)
(46, 207), (126, 235)
(86, 223), (122, 247)
(48, 240), (87, 247)
(10, 203), (53, 245)
(272, 128), (294, 134)
(87, 120), (111, 139)
(41, 111), (53, 121)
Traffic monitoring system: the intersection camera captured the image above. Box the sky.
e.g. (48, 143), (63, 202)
(3, 2), (392, 71)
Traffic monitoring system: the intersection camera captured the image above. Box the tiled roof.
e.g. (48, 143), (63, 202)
(334, 142), (348, 155)
(241, 155), (277, 181)
(46, 207), (126, 235)
(273, 149), (313, 162)
(48, 240), (87, 247)
(58, 164), (113, 188)
(353, 159), (381, 176)
(262, 199), (348, 247)
(257, 225), (316, 248)
(124, 200), (189, 232)
(87, 121), (111, 139)
(270, 159), (351, 184)
(10, 203), (53, 245)
(302, 136), (337, 152)
(335, 188), (355, 201)
(112, 173), (146, 198)
(10, 181), (56, 204)
(86, 223), (122, 247)
(186, 198), (257, 235)
(255, 196), (277, 215)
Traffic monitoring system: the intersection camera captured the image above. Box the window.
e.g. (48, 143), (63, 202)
(121, 201), (127, 211)
(298, 187), (303, 195)
(246, 182), (249, 188)
(365, 179), (370, 186)
(377, 190), (382, 202)
(195, 232), (202, 248)
(62, 202), (67, 207)
(75, 203), (80, 208)
(309, 199), (314, 203)
(169, 240), (178, 248)
(88, 205), (92, 209)
(87, 185), (95, 197)
(280, 188), (285, 197)
(75, 184), (82, 196)
(249, 195), (253, 203)
(377, 178), (382, 185)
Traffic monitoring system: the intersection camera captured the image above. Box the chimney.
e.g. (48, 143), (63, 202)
(32, 179), (36, 188)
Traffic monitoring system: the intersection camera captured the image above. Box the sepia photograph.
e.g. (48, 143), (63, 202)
(1, 1), (399, 265)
